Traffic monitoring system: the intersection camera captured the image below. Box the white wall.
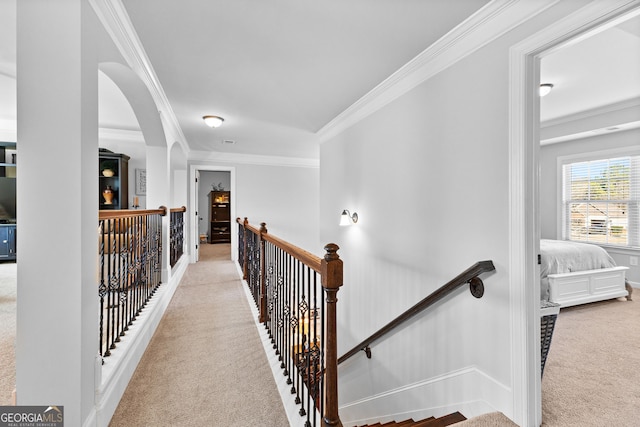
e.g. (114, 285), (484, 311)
(321, 50), (512, 421)
(540, 128), (640, 284)
(190, 160), (320, 254)
(16, 2), (100, 425)
(319, 1), (592, 423)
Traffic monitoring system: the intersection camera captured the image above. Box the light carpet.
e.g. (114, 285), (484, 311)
(540, 297), (640, 426)
(459, 296), (640, 426)
(109, 243), (289, 426)
(0, 261), (16, 406)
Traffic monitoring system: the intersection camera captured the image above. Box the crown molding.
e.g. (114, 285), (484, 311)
(317, 0), (559, 143)
(540, 97), (640, 144)
(541, 97), (640, 128)
(188, 150), (319, 169)
(99, 127), (145, 143)
(89, 0), (190, 154)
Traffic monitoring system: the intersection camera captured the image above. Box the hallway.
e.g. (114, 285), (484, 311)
(109, 243), (288, 426)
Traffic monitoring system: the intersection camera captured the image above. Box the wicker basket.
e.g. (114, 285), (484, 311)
(540, 300), (560, 377)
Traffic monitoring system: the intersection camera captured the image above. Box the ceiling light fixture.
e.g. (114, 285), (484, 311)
(203, 115), (224, 128)
(539, 83), (554, 97)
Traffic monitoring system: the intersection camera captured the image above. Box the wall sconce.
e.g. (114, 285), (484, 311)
(340, 210), (358, 226)
(203, 115), (225, 128)
(539, 83), (554, 97)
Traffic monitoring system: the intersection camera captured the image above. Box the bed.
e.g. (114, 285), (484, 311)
(540, 239), (629, 307)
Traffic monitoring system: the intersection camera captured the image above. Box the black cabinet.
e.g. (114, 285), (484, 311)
(0, 142), (16, 178)
(99, 150), (130, 210)
(0, 224), (16, 261)
(209, 191), (231, 243)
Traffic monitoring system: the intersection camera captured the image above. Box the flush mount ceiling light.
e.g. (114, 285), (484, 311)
(203, 115), (224, 128)
(539, 83), (554, 97)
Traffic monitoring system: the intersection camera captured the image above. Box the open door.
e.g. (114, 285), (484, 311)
(195, 169), (200, 262)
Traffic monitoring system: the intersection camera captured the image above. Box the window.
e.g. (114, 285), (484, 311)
(562, 154), (640, 248)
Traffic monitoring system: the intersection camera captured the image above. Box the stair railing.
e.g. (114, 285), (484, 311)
(169, 206), (187, 267)
(338, 260), (495, 365)
(237, 217), (343, 427)
(98, 207), (166, 360)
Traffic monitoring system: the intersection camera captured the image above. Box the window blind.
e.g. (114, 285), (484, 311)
(562, 155), (640, 248)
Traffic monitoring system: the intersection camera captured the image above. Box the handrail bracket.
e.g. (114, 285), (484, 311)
(363, 346), (372, 359)
(468, 276), (484, 299)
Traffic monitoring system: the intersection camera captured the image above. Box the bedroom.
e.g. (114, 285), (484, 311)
(539, 12), (640, 306)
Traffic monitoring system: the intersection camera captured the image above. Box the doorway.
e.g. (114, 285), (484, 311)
(189, 165), (236, 264)
(509, 3), (640, 425)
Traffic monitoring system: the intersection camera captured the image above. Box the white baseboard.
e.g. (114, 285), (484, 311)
(237, 262), (319, 427)
(338, 367), (511, 426)
(91, 256), (188, 426)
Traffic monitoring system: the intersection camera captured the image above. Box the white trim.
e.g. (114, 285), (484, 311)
(338, 366), (511, 426)
(541, 97), (640, 145)
(508, 36), (541, 427)
(189, 164), (237, 264)
(541, 97), (640, 129)
(557, 144), (640, 164)
(89, 0), (190, 155)
(188, 150), (319, 169)
(317, 0), (559, 143)
(237, 263), (316, 427)
(509, 0), (640, 424)
(82, 407), (97, 427)
(540, 121), (640, 145)
(94, 255), (188, 426)
(99, 127), (145, 143)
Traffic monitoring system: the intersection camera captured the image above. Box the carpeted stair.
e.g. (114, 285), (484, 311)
(356, 411), (466, 426)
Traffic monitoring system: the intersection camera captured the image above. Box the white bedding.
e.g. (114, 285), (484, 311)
(540, 239), (617, 300)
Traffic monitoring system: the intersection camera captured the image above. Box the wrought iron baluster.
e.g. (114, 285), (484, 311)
(99, 220), (107, 358)
(108, 219), (118, 353)
(306, 265), (314, 427)
(316, 271), (324, 423)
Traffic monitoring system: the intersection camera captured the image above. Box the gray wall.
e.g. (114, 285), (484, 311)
(190, 161), (320, 253)
(540, 128), (640, 285)
(319, 1), (595, 422)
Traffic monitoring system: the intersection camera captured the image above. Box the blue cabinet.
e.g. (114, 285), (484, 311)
(0, 224), (16, 261)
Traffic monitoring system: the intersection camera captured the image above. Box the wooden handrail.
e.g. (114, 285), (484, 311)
(337, 260), (495, 365)
(236, 217), (343, 426)
(99, 206), (167, 219)
(235, 218), (323, 272)
(170, 206), (187, 213)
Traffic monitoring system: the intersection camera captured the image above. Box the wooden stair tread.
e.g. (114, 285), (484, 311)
(396, 419), (423, 426)
(380, 420), (413, 426)
(415, 412), (466, 426)
(358, 412), (465, 427)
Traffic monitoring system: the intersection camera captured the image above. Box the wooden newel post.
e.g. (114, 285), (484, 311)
(321, 243), (343, 427)
(259, 222), (268, 323)
(242, 217), (249, 280)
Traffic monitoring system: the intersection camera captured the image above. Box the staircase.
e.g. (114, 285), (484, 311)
(356, 411), (466, 426)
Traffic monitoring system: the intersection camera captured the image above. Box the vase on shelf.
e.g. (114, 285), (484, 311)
(102, 169), (115, 177)
(102, 185), (114, 205)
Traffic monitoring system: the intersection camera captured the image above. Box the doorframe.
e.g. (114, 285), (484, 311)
(189, 164), (237, 263)
(509, 1), (640, 424)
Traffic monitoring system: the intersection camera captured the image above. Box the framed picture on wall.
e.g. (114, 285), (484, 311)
(135, 168), (146, 195)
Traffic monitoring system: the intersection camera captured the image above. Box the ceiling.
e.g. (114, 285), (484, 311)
(540, 14), (640, 120)
(0, 1), (639, 157)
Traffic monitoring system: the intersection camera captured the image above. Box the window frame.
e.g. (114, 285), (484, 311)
(557, 146), (640, 249)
